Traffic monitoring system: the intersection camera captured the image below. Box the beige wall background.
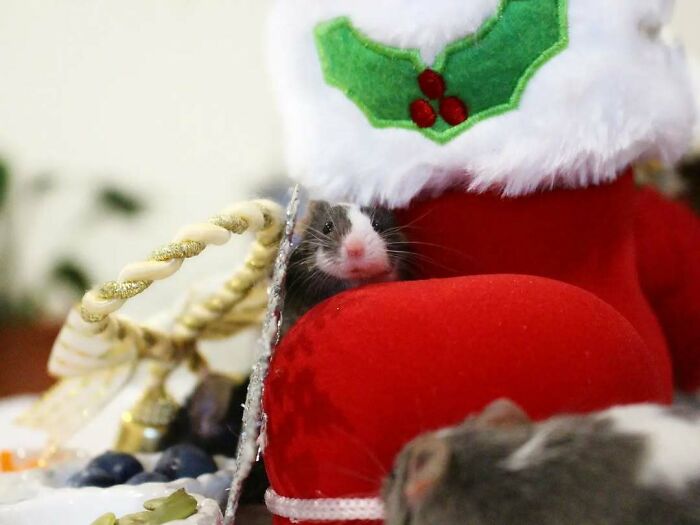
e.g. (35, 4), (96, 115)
(675, 0), (700, 52)
(0, 0), (698, 320)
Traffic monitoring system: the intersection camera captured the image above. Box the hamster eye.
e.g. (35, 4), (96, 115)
(322, 221), (334, 235)
(371, 218), (382, 231)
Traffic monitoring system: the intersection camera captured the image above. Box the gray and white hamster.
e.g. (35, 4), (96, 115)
(282, 201), (412, 335)
(384, 399), (700, 525)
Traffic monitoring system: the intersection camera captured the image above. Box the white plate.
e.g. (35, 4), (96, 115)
(0, 484), (223, 525)
(0, 451), (235, 508)
(0, 448), (89, 504)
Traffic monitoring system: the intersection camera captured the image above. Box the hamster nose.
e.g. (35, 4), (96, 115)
(344, 240), (365, 259)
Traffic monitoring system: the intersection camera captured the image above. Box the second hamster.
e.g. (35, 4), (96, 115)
(384, 400), (700, 525)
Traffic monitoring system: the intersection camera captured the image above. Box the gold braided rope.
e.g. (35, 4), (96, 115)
(20, 198), (285, 447)
(84, 205), (276, 316)
(48, 199), (284, 378)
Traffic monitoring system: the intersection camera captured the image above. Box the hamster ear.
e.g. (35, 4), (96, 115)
(403, 436), (450, 509)
(477, 398), (531, 428)
(308, 200), (331, 214)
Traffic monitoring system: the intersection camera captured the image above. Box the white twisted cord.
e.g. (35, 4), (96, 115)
(81, 200), (281, 320)
(23, 197), (285, 446)
(47, 199), (283, 378)
(173, 203), (283, 340)
(265, 490), (385, 522)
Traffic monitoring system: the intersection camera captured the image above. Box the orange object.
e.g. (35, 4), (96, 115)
(0, 450), (16, 472)
(0, 450), (40, 472)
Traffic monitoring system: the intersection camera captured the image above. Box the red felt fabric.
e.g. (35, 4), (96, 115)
(265, 277), (670, 525)
(634, 187), (700, 391)
(393, 170), (669, 361)
(262, 172), (698, 525)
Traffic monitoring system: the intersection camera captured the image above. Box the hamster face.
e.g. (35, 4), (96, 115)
(282, 200), (413, 336)
(303, 201), (406, 282)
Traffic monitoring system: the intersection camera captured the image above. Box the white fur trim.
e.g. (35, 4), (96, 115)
(268, 0), (695, 206)
(605, 404), (700, 491)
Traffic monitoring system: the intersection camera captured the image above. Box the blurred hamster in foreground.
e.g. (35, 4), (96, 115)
(385, 400), (700, 525)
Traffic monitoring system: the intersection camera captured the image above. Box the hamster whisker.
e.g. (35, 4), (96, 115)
(304, 226), (331, 238)
(388, 209), (436, 231)
(390, 240), (478, 267)
(380, 225), (409, 235)
(304, 225), (341, 240)
(386, 250), (461, 275)
(301, 233), (334, 248)
(325, 464), (387, 486)
(288, 268), (331, 294)
(389, 240), (467, 256)
(334, 427), (390, 478)
(300, 268), (344, 295)
(290, 252), (324, 268)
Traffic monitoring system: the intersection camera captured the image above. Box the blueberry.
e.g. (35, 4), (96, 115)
(67, 466), (116, 488)
(125, 471), (170, 485)
(154, 444), (217, 480)
(87, 451), (144, 485)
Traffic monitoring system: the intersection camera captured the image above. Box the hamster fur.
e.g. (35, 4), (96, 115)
(384, 400), (700, 525)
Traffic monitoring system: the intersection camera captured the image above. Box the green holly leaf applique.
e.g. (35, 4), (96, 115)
(314, 0), (569, 144)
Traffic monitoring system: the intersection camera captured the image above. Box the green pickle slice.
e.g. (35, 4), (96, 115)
(90, 514), (117, 525)
(90, 489), (198, 525)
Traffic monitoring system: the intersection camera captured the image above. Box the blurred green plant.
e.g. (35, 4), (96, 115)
(50, 259), (92, 297)
(0, 158), (146, 325)
(0, 160), (8, 210)
(98, 186), (145, 216)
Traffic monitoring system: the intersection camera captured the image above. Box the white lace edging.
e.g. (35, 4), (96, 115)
(265, 489), (385, 521)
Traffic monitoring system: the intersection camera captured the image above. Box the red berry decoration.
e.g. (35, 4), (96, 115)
(410, 99), (437, 128)
(418, 69), (446, 100)
(440, 96), (469, 126)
